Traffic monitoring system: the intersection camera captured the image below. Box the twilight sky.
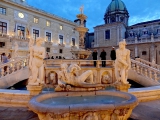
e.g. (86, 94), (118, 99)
(27, 0), (160, 32)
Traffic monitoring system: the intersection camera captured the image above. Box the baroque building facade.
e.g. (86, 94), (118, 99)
(91, 0), (160, 64)
(0, 0), (79, 59)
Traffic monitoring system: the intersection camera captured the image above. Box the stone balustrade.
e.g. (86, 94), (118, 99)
(135, 58), (160, 70)
(131, 59), (160, 81)
(126, 37), (160, 45)
(0, 33), (10, 39)
(45, 59), (114, 68)
(0, 57), (29, 78)
(11, 36), (30, 41)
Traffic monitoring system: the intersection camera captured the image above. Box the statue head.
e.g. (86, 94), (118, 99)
(119, 39), (126, 49)
(60, 63), (68, 70)
(68, 64), (81, 73)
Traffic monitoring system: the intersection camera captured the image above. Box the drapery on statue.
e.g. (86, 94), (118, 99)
(55, 63), (95, 91)
(14, 42), (19, 57)
(115, 39), (131, 84)
(28, 38), (46, 85)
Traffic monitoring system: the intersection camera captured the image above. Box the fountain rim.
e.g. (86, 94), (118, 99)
(28, 91), (138, 114)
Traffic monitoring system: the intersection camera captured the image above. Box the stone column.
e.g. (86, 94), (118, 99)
(117, 27), (120, 45)
(135, 45), (138, 58)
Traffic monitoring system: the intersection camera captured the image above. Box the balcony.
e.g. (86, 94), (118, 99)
(0, 33), (9, 39)
(58, 43), (65, 47)
(11, 36), (30, 41)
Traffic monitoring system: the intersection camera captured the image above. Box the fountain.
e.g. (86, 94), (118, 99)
(71, 6), (92, 59)
(28, 62), (138, 120)
(27, 9), (138, 120)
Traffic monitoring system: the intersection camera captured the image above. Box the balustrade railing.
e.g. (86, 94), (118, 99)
(135, 58), (160, 70)
(131, 59), (160, 81)
(45, 59), (114, 68)
(0, 56), (29, 78)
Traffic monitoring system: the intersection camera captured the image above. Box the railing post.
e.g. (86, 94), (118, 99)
(149, 71), (152, 79)
(96, 60), (100, 68)
(132, 63), (136, 71)
(7, 66), (10, 75)
(12, 64), (15, 72)
(136, 64), (140, 73)
(145, 69), (148, 77)
(1, 67), (4, 77)
(154, 72), (158, 81)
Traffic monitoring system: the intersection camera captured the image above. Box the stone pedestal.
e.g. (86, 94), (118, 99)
(115, 83), (131, 92)
(27, 85), (43, 96)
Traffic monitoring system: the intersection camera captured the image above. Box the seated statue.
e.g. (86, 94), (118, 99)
(55, 63), (97, 91)
(28, 38), (46, 85)
(115, 39), (131, 84)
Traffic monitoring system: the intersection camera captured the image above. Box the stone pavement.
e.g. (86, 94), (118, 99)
(129, 99), (160, 120)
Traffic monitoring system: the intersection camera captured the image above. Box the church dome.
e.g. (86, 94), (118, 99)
(104, 0), (129, 25)
(106, 0), (128, 13)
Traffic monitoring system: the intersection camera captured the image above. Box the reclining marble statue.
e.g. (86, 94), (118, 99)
(28, 38), (46, 85)
(115, 39), (131, 84)
(55, 63), (104, 91)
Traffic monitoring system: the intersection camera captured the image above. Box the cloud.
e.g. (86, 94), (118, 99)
(27, 0), (160, 32)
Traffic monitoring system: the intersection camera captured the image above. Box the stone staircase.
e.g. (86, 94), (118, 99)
(0, 57), (29, 89)
(129, 59), (160, 87)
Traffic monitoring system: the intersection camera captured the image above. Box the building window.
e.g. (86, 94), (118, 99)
(120, 17), (124, 22)
(59, 35), (63, 44)
(0, 21), (7, 34)
(17, 26), (25, 37)
(46, 47), (50, 52)
(46, 21), (50, 27)
(60, 25), (63, 30)
(142, 51), (147, 55)
(0, 42), (5, 47)
(59, 49), (63, 53)
(111, 17), (116, 23)
(0, 7), (6, 15)
(72, 38), (75, 46)
(46, 32), (51, 41)
(105, 30), (110, 39)
(34, 17), (39, 23)
(157, 29), (160, 34)
(33, 29), (39, 39)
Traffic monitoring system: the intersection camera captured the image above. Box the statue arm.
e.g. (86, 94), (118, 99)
(35, 48), (46, 59)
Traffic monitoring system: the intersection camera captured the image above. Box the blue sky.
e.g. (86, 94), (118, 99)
(27, 0), (160, 32)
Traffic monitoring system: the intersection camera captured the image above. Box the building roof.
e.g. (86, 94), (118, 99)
(131, 19), (160, 27)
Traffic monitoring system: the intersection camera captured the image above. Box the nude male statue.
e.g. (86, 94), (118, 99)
(115, 40), (131, 84)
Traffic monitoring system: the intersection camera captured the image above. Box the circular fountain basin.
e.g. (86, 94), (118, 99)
(28, 91), (138, 120)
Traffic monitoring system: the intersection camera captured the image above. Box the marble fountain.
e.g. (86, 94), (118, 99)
(25, 10), (138, 119)
(27, 39), (138, 120)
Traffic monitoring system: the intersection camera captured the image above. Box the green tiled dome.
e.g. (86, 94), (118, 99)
(107, 0), (127, 12)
